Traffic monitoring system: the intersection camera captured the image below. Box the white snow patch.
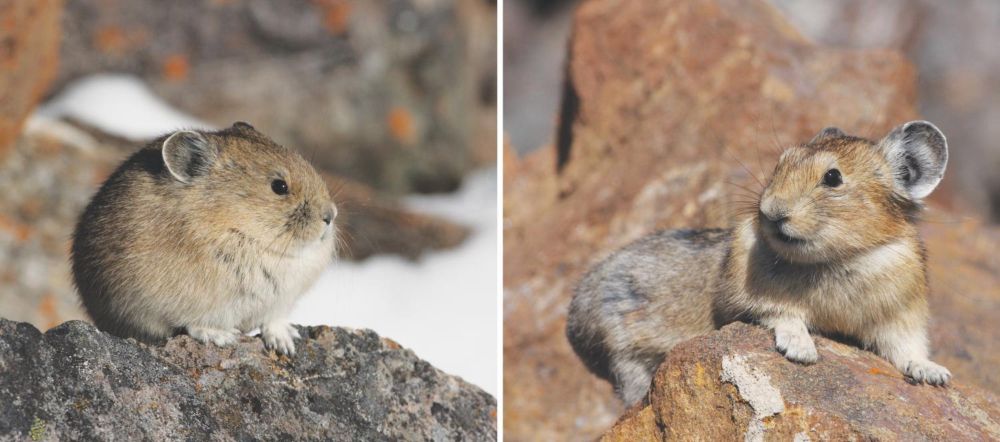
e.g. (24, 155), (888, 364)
(721, 354), (785, 442)
(293, 169), (498, 395)
(38, 74), (213, 141)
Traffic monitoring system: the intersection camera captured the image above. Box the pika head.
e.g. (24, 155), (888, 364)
(162, 122), (338, 254)
(757, 121), (948, 264)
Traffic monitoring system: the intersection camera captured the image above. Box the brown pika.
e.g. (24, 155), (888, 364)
(567, 121), (951, 406)
(71, 122), (338, 355)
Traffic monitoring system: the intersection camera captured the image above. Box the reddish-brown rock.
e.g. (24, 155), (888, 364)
(0, 0), (61, 157)
(606, 323), (1000, 440)
(502, 0), (999, 439)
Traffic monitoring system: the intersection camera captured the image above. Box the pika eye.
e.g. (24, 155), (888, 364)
(271, 179), (289, 195)
(823, 169), (842, 187)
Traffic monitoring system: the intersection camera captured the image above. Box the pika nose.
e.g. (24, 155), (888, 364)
(764, 211), (788, 224)
(759, 196), (790, 224)
(760, 206), (789, 227)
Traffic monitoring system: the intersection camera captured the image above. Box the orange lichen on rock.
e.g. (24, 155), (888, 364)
(387, 106), (417, 145)
(382, 337), (402, 350)
(316, 0), (353, 35)
(94, 26), (127, 55)
(38, 293), (61, 330)
(0, 214), (31, 242)
(162, 54), (190, 82)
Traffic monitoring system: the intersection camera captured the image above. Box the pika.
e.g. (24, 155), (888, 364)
(71, 122), (337, 355)
(567, 121), (952, 406)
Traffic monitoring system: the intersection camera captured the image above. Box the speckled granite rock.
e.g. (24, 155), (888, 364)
(0, 318), (496, 441)
(604, 323), (1000, 441)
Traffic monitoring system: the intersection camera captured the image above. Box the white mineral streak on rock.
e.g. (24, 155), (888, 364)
(721, 354), (785, 442)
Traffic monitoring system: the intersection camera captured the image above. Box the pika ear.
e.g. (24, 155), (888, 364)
(878, 120), (948, 200)
(809, 127), (845, 144)
(162, 130), (216, 183)
(232, 121), (255, 131)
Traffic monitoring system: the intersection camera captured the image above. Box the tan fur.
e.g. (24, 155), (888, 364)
(72, 122), (338, 355)
(567, 122), (951, 406)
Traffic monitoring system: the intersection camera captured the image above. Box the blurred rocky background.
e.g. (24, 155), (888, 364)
(0, 0), (495, 348)
(503, 0), (1000, 439)
(505, 0), (1000, 222)
(57, 0), (497, 194)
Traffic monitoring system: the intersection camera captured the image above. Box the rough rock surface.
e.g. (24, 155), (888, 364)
(603, 323), (1000, 441)
(0, 118), (467, 334)
(0, 0), (61, 156)
(0, 318), (496, 440)
(502, 0), (1000, 439)
(55, 0), (496, 194)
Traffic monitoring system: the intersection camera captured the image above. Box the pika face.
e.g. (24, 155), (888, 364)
(163, 123), (338, 257)
(757, 122), (947, 264)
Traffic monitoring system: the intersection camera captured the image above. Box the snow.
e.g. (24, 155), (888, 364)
(38, 74), (213, 140)
(293, 170), (498, 395)
(41, 73), (499, 396)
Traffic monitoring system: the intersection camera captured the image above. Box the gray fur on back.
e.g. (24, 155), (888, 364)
(566, 229), (729, 405)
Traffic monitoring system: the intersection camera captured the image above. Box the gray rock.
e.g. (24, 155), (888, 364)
(0, 318), (496, 441)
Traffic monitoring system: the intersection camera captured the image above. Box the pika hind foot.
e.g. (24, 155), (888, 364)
(906, 359), (951, 386)
(262, 322), (300, 356)
(187, 326), (241, 347)
(771, 318), (818, 364)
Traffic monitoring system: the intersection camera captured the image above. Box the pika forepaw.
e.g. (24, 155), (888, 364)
(906, 359), (951, 386)
(262, 322), (299, 356)
(188, 327), (241, 347)
(775, 328), (818, 364)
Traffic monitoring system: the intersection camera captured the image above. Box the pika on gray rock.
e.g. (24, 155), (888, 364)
(71, 122), (338, 355)
(567, 121), (951, 406)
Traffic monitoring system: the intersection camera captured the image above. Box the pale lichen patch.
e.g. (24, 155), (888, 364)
(721, 354), (785, 442)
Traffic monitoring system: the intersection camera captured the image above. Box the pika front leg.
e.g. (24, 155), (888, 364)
(872, 319), (951, 386)
(762, 316), (818, 364)
(261, 321), (301, 356)
(187, 326), (242, 347)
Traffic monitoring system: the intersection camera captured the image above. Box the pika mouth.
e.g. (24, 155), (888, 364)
(759, 219), (808, 246)
(773, 229), (807, 245)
